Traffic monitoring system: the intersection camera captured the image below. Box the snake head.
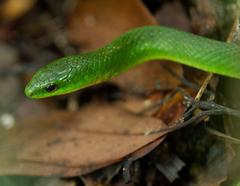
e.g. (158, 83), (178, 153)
(25, 56), (75, 99)
(25, 53), (103, 98)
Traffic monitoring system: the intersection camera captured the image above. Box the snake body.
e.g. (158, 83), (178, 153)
(25, 26), (240, 98)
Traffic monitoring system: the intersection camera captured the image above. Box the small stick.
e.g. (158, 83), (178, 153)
(145, 101), (240, 136)
(207, 127), (240, 144)
(122, 157), (134, 183)
(194, 73), (213, 101)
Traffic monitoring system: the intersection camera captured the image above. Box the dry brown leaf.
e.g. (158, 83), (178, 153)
(68, 0), (157, 51)
(0, 103), (166, 177)
(67, 0), (183, 94)
(112, 61), (182, 94)
(153, 90), (195, 125)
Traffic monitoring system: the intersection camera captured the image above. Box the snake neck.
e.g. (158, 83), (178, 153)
(99, 26), (240, 78)
(73, 26), (240, 88)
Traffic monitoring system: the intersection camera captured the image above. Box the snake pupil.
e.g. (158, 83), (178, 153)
(45, 84), (57, 92)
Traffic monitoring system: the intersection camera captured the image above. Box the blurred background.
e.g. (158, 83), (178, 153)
(0, 0), (240, 185)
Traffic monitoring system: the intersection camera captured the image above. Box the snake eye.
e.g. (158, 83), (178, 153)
(45, 84), (58, 92)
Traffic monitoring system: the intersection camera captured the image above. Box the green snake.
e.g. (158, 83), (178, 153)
(25, 26), (240, 98)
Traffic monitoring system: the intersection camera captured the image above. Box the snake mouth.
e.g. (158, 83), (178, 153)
(24, 83), (34, 98)
(24, 80), (42, 99)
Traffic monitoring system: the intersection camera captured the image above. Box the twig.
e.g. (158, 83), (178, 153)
(144, 109), (223, 135)
(144, 98), (240, 135)
(162, 64), (214, 98)
(195, 73), (213, 101)
(122, 157), (134, 183)
(207, 127), (240, 144)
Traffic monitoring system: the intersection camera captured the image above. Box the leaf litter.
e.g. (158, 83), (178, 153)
(68, 0), (183, 94)
(0, 103), (167, 177)
(0, 0), (239, 185)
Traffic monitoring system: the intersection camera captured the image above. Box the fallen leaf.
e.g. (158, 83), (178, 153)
(0, 103), (167, 177)
(112, 61), (183, 94)
(67, 0), (183, 94)
(153, 90), (194, 125)
(68, 0), (157, 51)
